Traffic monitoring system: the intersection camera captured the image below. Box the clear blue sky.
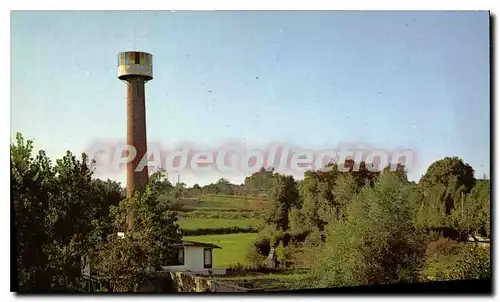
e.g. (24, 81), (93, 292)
(11, 11), (490, 186)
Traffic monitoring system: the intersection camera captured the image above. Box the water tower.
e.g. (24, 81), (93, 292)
(118, 51), (153, 229)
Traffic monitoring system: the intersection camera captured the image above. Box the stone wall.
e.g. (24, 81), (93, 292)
(166, 272), (251, 292)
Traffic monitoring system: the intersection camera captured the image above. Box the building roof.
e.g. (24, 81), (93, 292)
(172, 241), (222, 249)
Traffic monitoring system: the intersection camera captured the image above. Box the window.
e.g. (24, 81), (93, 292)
(204, 248), (212, 268)
(177, 248), (185, 265)
(135, 52), (141, 64)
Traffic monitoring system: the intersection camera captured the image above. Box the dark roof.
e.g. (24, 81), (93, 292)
(172, 241), (222, 249)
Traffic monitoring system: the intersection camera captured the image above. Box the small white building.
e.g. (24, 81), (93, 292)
(161, 241), (226, 275)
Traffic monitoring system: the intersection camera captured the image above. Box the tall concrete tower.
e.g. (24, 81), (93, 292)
(118, 51), (153, 230)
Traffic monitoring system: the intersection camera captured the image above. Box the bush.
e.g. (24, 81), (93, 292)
(426, 237), (462, 257)
(276, 240), (300, 268)
(245, 236), (271, 267)
(244, 246), (267, 268)
(310, 172), (427, 287)
(180, 226), (258, 236)
(303, 230), (324, 248)
(276, 241), (287, 265)
(254, 237), (271, 256)
(270, 229), (285, 247)
(284, 230), (310, 246)
(226, 263), (277, 274)
(446, 246), (491, 280)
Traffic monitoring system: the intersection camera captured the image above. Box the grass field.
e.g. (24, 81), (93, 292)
(178, 218), (264, 230)
(178, 210), (261, 219)
(179, 206), (256, 213)
(193, 195), (267, 210)
(178, 194), (267, 267)
(183, 233), (259, 268)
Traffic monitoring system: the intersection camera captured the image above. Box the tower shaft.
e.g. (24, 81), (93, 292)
(126, 77), (149, 201)
(117, 51), (153, 232)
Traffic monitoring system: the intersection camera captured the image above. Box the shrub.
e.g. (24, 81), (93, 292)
(245, 236), (271, 267)
(270, 229), (285, 247)
(288, 207), (305, 234)
(446, 245), (491, 280)
(253, 237), (271, 256)
(180, 226), (258, 236)
(276, 241), (287, 265)
(426, 237), (462, 257)
(303, 230), (324, 248)
(276, 240), (300, 268)
(284, 230), (310, 246)
(226, 263), (277, 274)
(310, 172), (427, 287)
(244, 246), (267, 268)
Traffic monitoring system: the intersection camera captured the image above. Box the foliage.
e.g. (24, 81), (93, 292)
(310, 172), (427, 287)
(149, 169), (173, 193)
(179, 210), (261, 220)
(244, 167), (276, 196)
(299, 160), (382, 232)
(214, 178), (236, 195)
(245, 238), (269, 267)
(181, 226), (258, 236)
(445, 246), (491, 280)
(288, 207), (306, 234)
(426, 237), (463, 258)
(298, 172), (324, 231)
(331, 173), (358, 221)
(266, 174), (299, 231)
(177, 217), (263, 230)
(414, 184), (448, 230)
(449, 180), (490, 239)
(419, 157), (475, 214)
(95, 234), (152, 292)
(194, 179), (244, 196)
(12, 133), (124, 292)
(97, 183), (182, 291)
(276, 241), (288, 265)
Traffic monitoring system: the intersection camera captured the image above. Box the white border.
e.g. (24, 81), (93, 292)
(4, 1), (498, 301)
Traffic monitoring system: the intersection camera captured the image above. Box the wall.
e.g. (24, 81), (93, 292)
(162, 246), (204, 272)
(162, 246), (227, 274)
(166, 272), (251, 292)
(186, 246), (205, 271)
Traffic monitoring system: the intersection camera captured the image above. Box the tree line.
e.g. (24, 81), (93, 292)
(12, 133), (181, 292)
(244, 157), (490, 287)
(12, 132), (490, 291)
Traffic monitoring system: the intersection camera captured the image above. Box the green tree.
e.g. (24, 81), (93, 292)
(96, 182), (182, 291)
(449, 179), (490, 240)
(311, 171), (426, 287)
(12, 133), (124, 292)
(12, 133), (54, 291)
(300, 160), (382, 232)
(299, 171), (325, 231)
(266, 174), (299, 232)
(331, 173), (358, 221)
(95, 234), (152, 292)
(244, 167), (276, 196)
(446, 246), (491, 280)
(215, 178), (234, 195)
(414, 184), (448, 230)
(149, 169), (173, 193)
(419, 157), (475, 214)
(288, 207), (306, 234)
